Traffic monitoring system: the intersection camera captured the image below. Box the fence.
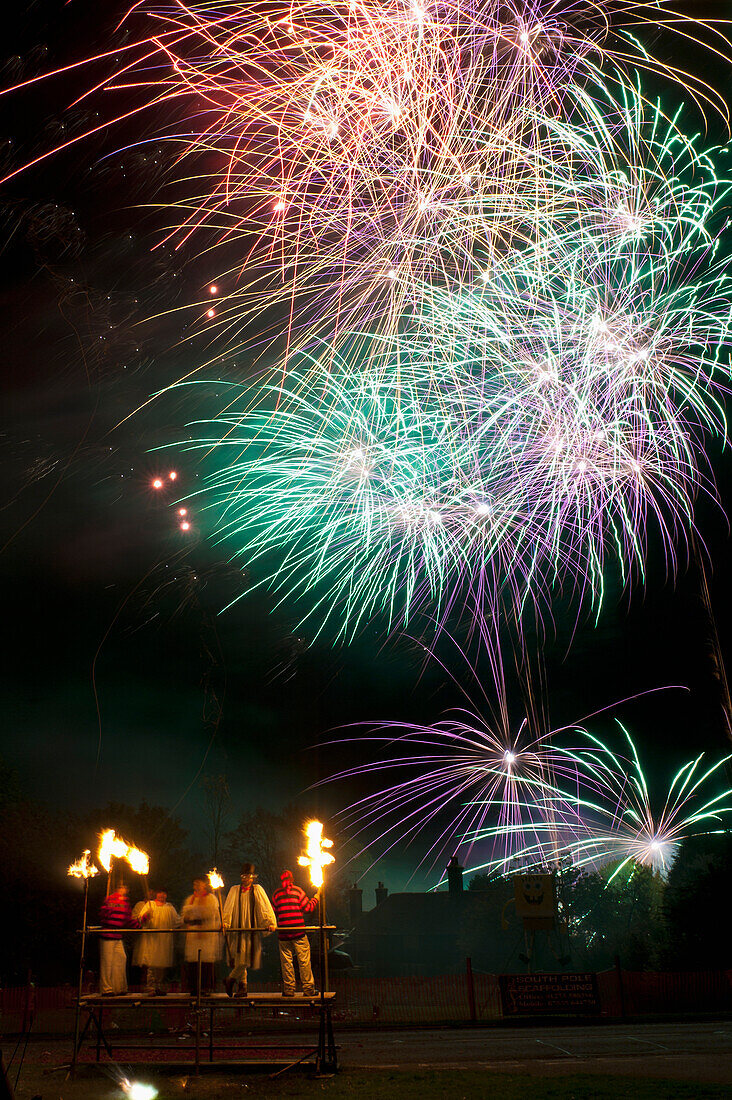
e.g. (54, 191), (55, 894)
(329, 973), (502, 1023)
(596, 967), (732, 1018)
(2, 968), (731, 1033)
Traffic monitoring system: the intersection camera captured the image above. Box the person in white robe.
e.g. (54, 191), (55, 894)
(222, 862), (276, 997)
(182, 878), (222, 994)
(135, 890), (180, 994)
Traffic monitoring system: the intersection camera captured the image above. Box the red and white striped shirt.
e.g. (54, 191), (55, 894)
(271, 884), (318, 941)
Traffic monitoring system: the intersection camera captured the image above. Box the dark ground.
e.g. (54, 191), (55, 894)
(5, 1019), (732, 1098)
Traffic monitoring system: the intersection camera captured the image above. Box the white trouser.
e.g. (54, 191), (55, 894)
(99, 940), (128, 994)
(278, 936), (315, 994)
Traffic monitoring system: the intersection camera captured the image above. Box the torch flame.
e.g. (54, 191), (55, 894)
(68, 850), (99, 879)
(98, 829), (150, 876)
(98, 829), (129, 873)
(208, 868), (224, 891)
(126, 845), (150, 876)
(297, 820), (335, 888)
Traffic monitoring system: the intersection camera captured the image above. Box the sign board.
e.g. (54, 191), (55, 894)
(513, 874), (556, 930)
(498, 972), (600, 1016)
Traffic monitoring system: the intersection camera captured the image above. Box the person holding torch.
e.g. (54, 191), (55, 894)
(181, 877), (221, 995)
(98, 884), (140, 995)
(271, 870), (318, 997)
(135, 889), (180, 996)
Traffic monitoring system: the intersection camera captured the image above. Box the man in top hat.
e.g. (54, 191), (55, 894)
(222, 862), (276, 998)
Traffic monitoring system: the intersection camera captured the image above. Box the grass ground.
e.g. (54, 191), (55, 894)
(8, 1068), (731, 1100)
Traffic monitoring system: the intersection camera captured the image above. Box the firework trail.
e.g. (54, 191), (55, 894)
(3, 4), (729, 356)
(316, 635), (725, 881)
(185, 153), (732, 637)
(314, 625), (590, 875)
(183, 360), (483, 639)
(321, 710), (608, 876)
(415, 237), (732, 607)
(461, 721), (732, 880)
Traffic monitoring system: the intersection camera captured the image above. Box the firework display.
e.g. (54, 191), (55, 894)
(190, 196), (732, 631)
(5, 4), (728, 344)
(319, 681), (732, 881)
(176, 69), (732, 628)
(322, 708), (604, 875)
(145, 4), (732, 876)
(319, 631), (732, 880)
(462, 723), (732, 880)
(8, 2), (732, 885)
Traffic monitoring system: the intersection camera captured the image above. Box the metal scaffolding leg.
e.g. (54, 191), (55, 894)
(316, 1002), (337, 1074)
(72, 1004), (114, 1066)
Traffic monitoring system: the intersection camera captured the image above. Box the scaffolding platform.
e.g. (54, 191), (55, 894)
(72, 992), (337, 1074)
(79, 992), (334, 1006)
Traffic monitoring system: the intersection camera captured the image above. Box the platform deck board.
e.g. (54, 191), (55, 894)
(80, 992), (334, 1006)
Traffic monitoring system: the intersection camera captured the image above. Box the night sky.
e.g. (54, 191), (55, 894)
(2, 1), (732, 892)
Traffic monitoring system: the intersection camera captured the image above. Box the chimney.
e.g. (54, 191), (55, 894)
(375, 881), (388, 907)
(447, 856), (464, 897)
(348, 884), (363, 924)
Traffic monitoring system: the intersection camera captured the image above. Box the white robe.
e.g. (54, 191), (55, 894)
(182, 892), (222, 963)
(223, 884), (276, 969)
(135, 901), (180, 969)
(132, 901), (147, 967)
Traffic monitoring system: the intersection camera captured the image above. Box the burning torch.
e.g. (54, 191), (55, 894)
(68, 850), (99, 945)
(68, 850), (99, 1073)
(98, 829), (129, 896)
(68, 850), (99, 881)
(207, 868), (232, 966)
(127, 845), (151, 900)
(97, 829), (150, 897)
(298, 820), (335, 995)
